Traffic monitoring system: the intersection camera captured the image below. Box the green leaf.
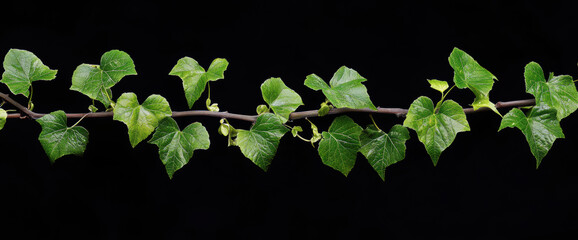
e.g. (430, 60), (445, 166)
(448, 47), (499, 114)
(261, 77), (303, 122)
(113, 93), (172, 148)
(427, 79), (449, 93)
(36, 110), (89, 163)
(205, 58), (229, 81)
(169, 57), (228, 108)
(317, 115), (363, 176)
(0, 108), (6, 131)
(149, 117), (210, 179)
(291, 126), (303, 137)
(1, 49), (57, 97)
(235, 113), (289, 171)
(498, 103), (564, 168)
(524, 61), (578, 120)
(304, 66), (377, 110)
(359, 125), (410, 181)
(403, 96), (470, 165)
(70, 50), (137, 107)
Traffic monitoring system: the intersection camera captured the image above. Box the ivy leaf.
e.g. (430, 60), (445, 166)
(317, 115), (363, 176)
(1, 49), (57, 97)
(448, 47), (499, 114)
(169, 57), (228, 108)
(36, 110), (89, 163)
(498, 103), (564, 168)
(149, 117), (210, 179)
(70, 50), (137, 107)
(0, 108), (7, 131)
(113, 93), (172, 148)
(235, 113), (288, 171)
(261, 77), (303, 122)
(524, 61), (578, 120)
(304, 66), (377, 110)
(403, 96), (470, 166)
(427, 79), (449, 93)
(205, 58), (229, 81)
(359, 125), (410, 181)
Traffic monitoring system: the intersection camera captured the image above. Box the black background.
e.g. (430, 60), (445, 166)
(2, 0), (578, 239)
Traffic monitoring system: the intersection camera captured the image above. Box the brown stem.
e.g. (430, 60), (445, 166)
(0, 91), (536, 122)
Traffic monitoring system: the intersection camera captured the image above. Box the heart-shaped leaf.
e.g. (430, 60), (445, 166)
(169, 57), (229, 108)
(235, 113), (288, 171)
(359, 125), (410, 181)
(149, 117), (210, 179)
(403, 96), (470, 165)
(70, 50), (137, 107)
(524, 61), (578, 120)
(36, 110), (89, 163)
(1, 49), (57, 97)
(113, 93), (172, 147)
(499, 103), (564, 168)
(448, 47), (499, 114)
(427, 79), (449, 94)
(261, 77), (303, 122)
(305, 66), (376, 110)
(318, 115), (363, 176)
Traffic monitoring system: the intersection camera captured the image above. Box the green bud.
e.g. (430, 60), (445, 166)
(88, 105), (99, 113)
(291, 126), (303, 137)
(256, 104), (270, 115)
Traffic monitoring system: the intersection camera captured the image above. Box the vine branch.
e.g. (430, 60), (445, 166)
(0, 91), (536, 122)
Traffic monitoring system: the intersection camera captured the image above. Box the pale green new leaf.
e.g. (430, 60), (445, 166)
(70, 50), (137, 107)
(448, 47), (499, 114)
(36, 110), (89, 163)
(403, 96), (470, 165)
(428, 79), (449, 93)
(169, 57), (228, 108)
(1, 49), (57, 97)
(318, 115), (363, 176)
(236, 113), (289, 171)
(0, 108), (7, 131)
(524, 61), (578, 120)
(205, 58), (229, 81)
(359, 125), (410, 181)
(113, 93), (172, 148)
(498, 103), (564, 168)
(304, 66), (376, 110)
(149, 117), (210, 179)
(261, 77), (303, 122)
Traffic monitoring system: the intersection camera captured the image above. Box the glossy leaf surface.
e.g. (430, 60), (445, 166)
(149, 117), (210, 179)
(359, 125), (410, 181)
(261, 77), (303, 122)
(236, 113), (288, 171)
(499, 103), (564, 168)
(317, 115), (363, 176)
(37, 110), (89, 162)
(1, 49), (57, 97)
(113, 93), (172, 148)
(169, 57), (228, 108)
(305, 66), (376, 110)
(403, 96), (470, 165)
(524, 61), (578, 120)
(70, 50), (136, 107)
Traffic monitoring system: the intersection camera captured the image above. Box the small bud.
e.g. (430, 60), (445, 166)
(291, 126), (303, 137)
(256, 104), (270, 115)
(88, 105), (99, 113)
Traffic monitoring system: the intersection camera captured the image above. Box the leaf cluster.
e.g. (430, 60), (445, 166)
(1, 47), (576, 180)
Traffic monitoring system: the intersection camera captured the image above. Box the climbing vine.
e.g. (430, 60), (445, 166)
(1, 47), (569, 180)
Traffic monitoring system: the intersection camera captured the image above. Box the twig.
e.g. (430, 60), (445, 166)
(0, 91), (536, 122)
